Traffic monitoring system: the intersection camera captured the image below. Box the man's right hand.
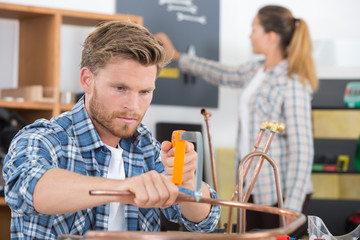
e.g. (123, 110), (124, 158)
(118, 170), (179, 208)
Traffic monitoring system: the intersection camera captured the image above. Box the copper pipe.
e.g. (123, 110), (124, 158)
(241, 132), (275, 203)
(226, 188), (238, 233)
(229, 121), (286, 233)
(239, 121), (273, 183)
(240, 129), (265, 181)
(237, 151), (285, 233)
(201, 108), (221, 228)
(238, 123), (286, 232)
(239, 121), (282, 184)
(200, 108), (218, 193)
(88, 189), (305, 239)
(235, 127), (266, 233)
(238, 132), (277, 233)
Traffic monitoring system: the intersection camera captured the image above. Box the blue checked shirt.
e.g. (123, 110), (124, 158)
(179, 55), (314, 213)
(3, 97), (220, 240)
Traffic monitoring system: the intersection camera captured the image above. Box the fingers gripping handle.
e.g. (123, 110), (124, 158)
(179, 131), (203, 202)
(171, 130), (203, 201)
(171, 130), (186, 186)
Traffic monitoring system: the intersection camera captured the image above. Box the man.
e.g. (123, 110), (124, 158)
(2, 20), (220, 239)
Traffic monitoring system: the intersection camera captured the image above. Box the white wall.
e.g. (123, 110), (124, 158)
(1, 0), (360, 154)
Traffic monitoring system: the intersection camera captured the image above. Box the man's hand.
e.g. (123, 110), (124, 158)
(161, 140), (212, 223)
(118, 170), (179, 208)
(160, 140), (197, 189)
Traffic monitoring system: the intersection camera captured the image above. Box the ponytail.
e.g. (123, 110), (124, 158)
(288, 19), (318, 91)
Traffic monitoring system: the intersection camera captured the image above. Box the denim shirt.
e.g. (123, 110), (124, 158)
(3, 97), (220, 239)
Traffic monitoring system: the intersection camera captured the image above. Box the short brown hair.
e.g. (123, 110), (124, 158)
(81, 20), (168, 77)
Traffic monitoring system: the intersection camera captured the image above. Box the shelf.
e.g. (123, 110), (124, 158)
(311, 107), (360, 201)
(0, 3), (143, 25)
(312, 109), (360, 139)
(312, 169), (360, 200)
(0, 99), (54, 110)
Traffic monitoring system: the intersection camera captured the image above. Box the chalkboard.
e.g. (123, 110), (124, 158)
(116, 0), (219, 108)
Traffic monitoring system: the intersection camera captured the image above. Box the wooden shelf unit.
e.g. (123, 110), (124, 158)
(311, 108), (360, 199)
(0, 3), (143, 240)
(309, 108), (360, 235)
(0, 2), (143, 123)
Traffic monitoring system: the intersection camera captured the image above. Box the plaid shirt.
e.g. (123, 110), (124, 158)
(179, 55), (314, 212)
(3, 97), (220, 240)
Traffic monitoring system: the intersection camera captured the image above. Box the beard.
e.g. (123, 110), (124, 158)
(88, 88), (143, 139)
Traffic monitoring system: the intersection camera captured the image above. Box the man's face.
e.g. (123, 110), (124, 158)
(85, 58), (157, 145)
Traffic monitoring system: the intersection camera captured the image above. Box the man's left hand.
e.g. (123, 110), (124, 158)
(160, 140), (197, 189)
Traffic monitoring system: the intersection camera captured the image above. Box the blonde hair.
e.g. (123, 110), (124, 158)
(258, 6), (318, 91)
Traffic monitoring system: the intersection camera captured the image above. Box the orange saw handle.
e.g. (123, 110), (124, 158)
(171, 130), (186, 186)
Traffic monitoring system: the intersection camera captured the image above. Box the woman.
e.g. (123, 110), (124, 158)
(156, 5), (317, 235)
